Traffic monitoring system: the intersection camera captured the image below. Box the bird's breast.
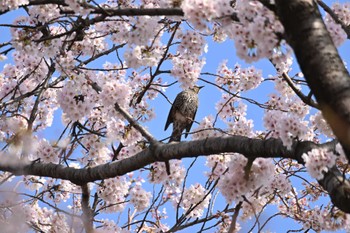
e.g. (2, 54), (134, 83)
(174, 111), (189, 124)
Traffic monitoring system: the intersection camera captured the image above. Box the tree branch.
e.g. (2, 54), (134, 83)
(228, 202), (242, 233)
(281, 72), (319, 109)
(275, 0), (350, 160)
(319, 166), (350, 213)
(0, 136), (348, 213)
(114, 102), (157, 143)
(0, 136), (295, 182)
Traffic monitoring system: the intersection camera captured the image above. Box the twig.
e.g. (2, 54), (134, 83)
(28, 60), (54, 130)
(114, 102), (157, 143)
(281, 72), (319, 109)
(135, 22), (180, 105)
(228, 202), (242, 233)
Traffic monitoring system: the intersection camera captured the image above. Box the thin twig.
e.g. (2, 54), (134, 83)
(228, 202), (242, 233)
(281, 72), (319, 109)
(114, 102), (157, 143)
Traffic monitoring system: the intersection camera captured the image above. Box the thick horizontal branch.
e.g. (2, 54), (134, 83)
(1, 136), (348, 212)
(0, 136), (333, 183)
(92, 8), (184, 16)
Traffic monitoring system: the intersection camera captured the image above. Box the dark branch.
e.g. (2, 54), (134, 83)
(275, 0), (350, 161)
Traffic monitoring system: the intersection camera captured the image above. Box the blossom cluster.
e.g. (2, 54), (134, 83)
(95, 19), (130, 44)
(264, 94), (313, 149)
(219, 0), (284, 62)
(171, 55), (205, 89)
(218, 153), (275, 203)
(45, 178), (82, 204)
(170, 29), (207, 88)
(192, 115), (221, 140)
(79, 134), (112, 166)
(270, 43), (294, 75)
(148, 160), (185, 187)
(116, 145), (143, 162)
(267, 173), (292, 196)
(130, 184), (152, 211)
(216, 60), (263, 92)
(35, 139), (59, 163)
(205, 154), (230, 180)
(279, 194), (350, 232)
(97, 176), (131, 213)
(58, 78), (96, 122)
(302, 148), (337, 180)
(27, 4), (60, 23)
(0, 0), (29, 12)
(63, 0), (92, 15)
(240, 196), (269, 221)
(10, 16), (43, 53)
(215, 94), (255, 137)
(23, 202), (73, 232)
(97, 219), (131, 233)
(310, 111), (334, 138)
(181, 0), (234, 31)
(215, 94), (240, 121)
(215, 212), (241, 233)
(177, 31), (208, 57)
(99, 72), (132, 109)
(324, 2), (349, 46)
(70, 28), (108, 56)
(128, 16), (162, 45)
(270, 73), (298, 97)
(179, 183), (211, 218)
(124, 44), (164, 68)
(168, 31), (205, 88)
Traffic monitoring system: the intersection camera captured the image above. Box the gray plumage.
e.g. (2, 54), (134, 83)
(165, 86), (202, 142)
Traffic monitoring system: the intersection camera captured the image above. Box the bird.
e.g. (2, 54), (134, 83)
(163, 86), (203, 174)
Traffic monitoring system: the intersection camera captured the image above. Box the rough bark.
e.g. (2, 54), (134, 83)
(0, 136), (349, 212)
(275, 0), (350, 159)
(319, 167), (350, 213)
(0, 137), (314, 182)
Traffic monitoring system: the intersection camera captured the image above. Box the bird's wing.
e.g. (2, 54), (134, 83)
(164, 104), (174, 131)
(184, 108), (197, 138)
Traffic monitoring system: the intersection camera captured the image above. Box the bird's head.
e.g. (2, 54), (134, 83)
(190, 85), (204, 93)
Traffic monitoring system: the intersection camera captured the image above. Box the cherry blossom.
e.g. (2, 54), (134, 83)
(179, 183), (211, 218)
(97, 176), (131, 213)
(324, 2), (349, 46)
(28, 4), (60, 23)
(0, 0), (29, 12)
(58, 78), (96, 122)
(97, 219), (131, 233)
(181, 0), (234, 31)
(218, 154), (275, 203)
(302, 148), (337, 180)
(216, 60), (263, 92)
(130, 184), (152, 211)
(171, 55), (205, 89)
(0, 0), (350, 232)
